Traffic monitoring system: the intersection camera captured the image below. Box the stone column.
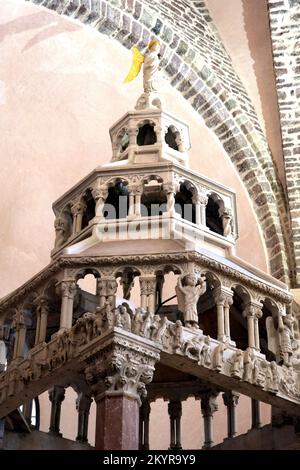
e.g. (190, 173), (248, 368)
(48, 385), (65, 436)
(139, 400), (151, 450)
(92, 185), (108, 219)
(214, 291), (226, 343)
(214, 288), (233, 343)
(59, 280), (76, 330)
(139, 277), (157, 314)
(97, 279), (106, 307)
(243, 303), (262, 352)
(224, 296), (233, 341)
(222, 391), (239, 438)
(251, 399), (261, 430)
(86, 332), (160, 450)
(134, 185), (143, 217)
(243, 305), (256, 351)
(71, 201), (86, 234)
(168, 400), (182, 450)
(254, 308), (262, 351)
(200, 392), (218, 449)
(197, 190), (208, 226)
(128, 184), (136, 218)
(12, 309), (26, 360)
(76, 393), (92, 443)
(34, 296), (50, 345)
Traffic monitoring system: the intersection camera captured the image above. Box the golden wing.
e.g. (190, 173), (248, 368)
(123, 47), (144, 83)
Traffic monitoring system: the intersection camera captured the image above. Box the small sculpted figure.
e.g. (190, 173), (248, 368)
(156, 316), (168, 342)
(132, 307), (145, 335)
(243, 349), (255, 383)
(173, 320), (183, 352)
(175, 273), (206, 329)
(141, 311), (153, 338)
(212, 342), (226, 371)
(150, 314), (161, 340)
(184, 336), (204, 362)
(200, 336), (211, 366)
(278, 314), (293, 367)
(124, 39), (162, 109)
(120, 304), (132, 332)
(230, 349), (244, 379)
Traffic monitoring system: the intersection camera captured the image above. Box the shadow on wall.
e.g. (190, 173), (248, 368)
(241, 0), (284, 181)
(0, 10), (80, 52)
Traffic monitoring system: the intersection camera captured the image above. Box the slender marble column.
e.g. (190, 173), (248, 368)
(48, 386), (65, 436)
(222, 391), (239, 438)
(168, 401), (182, 450)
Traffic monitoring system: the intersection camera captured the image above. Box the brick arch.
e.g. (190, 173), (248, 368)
(28, 0), (291, 283)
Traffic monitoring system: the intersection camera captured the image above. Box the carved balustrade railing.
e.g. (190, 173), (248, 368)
(0, 299), (300, 420)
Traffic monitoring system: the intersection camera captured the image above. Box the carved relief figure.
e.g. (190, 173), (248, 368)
(199, 336), (211, 366)
(54, 216), (67, 249)
(253, 359), (267, 388)
(230, 350), (244, 379)
(243, 349), (255, 383)
(172, 320), (183, 352)
(150, 315), (161, 340)
(183, 336), (204, 362)
(212, 342), (226, 371)
(155, 316), (168, 343)
(278, 314), (293, 367)
(119, 305), (132, 332)
(266, 361), (279, 393)
(175, 273), (206, 329)
(141, 311), (153, 338)
(132, 308), (145, 335)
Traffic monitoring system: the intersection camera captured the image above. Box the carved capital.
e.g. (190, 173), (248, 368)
(193, 192), (208, 206)
(242, 304), (256, 319)
(92, 186), (108, 202)
(222, 391), (239, 408)
(243, 302), (262, 319)
(71, 201), (86, 217)
(163, 183), (178, 194)
(128, 183), (143, 196)
(12, 309), (25, 331)
(200, 392), (219, 418)
(76, 393), (92, 413)
(48, 385), (65, 404)
(84, 334), (160, 405)
(168, 400), (182, 419)
(213, 288), (233, 307)
(139, 277), (157, 296)
(34, 295), (50, 314)
(61, 280), (77, 298)
(97, 278), (118, 297)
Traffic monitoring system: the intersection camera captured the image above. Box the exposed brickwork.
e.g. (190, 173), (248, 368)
(27, 0), (291, 283)
(268, 0), (300, 285)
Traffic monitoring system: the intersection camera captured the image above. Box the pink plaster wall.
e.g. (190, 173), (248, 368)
(0, 0), (271, 449)
(206, 0), (285, 182)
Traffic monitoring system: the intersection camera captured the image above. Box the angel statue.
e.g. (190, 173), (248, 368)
(175, 273), (207, 329)
(123, 39), (162, 110)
